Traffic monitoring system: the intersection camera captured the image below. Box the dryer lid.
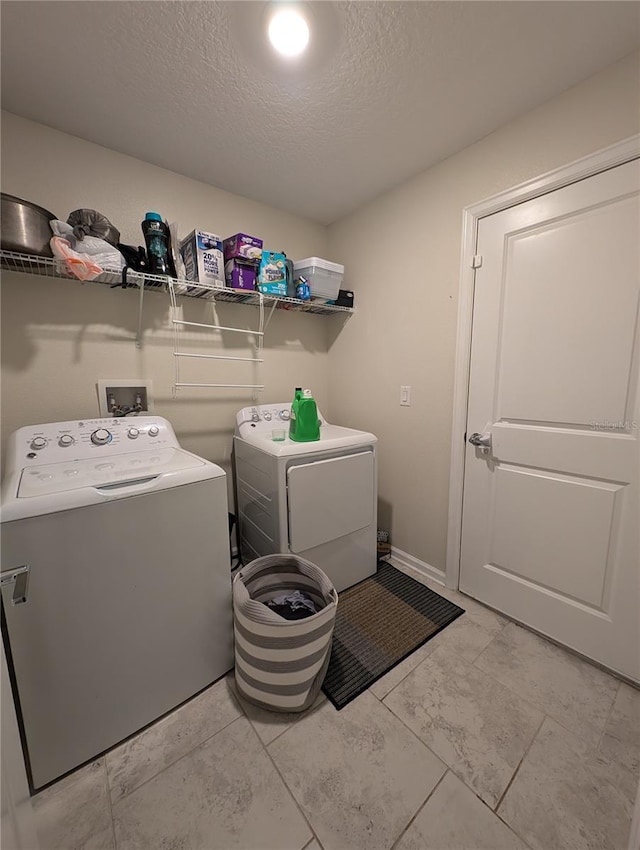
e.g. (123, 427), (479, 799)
(236, 424), (377, 457)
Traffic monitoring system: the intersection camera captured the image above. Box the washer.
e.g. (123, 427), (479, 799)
(1, 416), (233, 790)
(233, 404), (377, 592)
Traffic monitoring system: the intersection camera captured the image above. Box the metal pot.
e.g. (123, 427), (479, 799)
(1, 193), (57, 257)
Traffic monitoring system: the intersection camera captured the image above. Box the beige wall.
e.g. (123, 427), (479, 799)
(2, 51), (639, 573)
(326, 51), (640, 574)
(1, 112), (332, 487)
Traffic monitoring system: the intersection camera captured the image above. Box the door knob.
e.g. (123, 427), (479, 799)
(468, 432), (492, 449)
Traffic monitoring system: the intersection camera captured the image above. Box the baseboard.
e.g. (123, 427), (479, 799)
(389, 546), (446, 587)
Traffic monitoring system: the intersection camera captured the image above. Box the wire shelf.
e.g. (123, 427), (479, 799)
(0, 250), (354, 316)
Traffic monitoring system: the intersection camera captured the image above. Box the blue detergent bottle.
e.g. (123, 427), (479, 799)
(141, 212), (177, 277)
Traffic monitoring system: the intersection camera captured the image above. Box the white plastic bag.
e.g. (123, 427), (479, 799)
(49, 220), (124, 280)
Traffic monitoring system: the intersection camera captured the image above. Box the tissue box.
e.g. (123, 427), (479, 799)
(223, 233), (263, 261)
(179, 230), (224, 286)
(257, 251), (287, 296)
(225, 258), (257, 291)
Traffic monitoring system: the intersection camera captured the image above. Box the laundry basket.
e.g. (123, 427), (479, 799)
(233, 554), (338, 713)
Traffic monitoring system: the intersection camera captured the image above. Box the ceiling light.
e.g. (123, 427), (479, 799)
(268, 8), (310, 58)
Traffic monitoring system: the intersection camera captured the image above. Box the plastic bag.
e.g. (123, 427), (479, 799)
(50, 237), (102, 281)
(67, 208), (120, 246)
(50, 220), (124, 280)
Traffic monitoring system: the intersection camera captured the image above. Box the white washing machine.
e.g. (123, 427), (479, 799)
(233, 404), (377, 592)
(1, 416), (233, 790)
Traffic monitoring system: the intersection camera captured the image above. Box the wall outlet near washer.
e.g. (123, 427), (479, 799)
(96, 380), (154, 417)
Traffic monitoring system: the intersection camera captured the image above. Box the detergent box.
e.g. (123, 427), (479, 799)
(257, 251), (287, 296)
(179, 230), (225, 286)
(225, 258), (257, 291)
(223, 232), (263, 261)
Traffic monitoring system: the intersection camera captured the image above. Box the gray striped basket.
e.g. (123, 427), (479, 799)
(233, 554), (338, 713)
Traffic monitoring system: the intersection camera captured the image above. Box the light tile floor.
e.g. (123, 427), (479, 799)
(32, 561), (639, 850)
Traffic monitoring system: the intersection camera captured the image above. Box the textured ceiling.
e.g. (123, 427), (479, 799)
(1, 1), (639, 224)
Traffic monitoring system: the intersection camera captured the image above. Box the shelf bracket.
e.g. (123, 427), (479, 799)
(263, 297), (279, 332)
(135, 276), (145, 348)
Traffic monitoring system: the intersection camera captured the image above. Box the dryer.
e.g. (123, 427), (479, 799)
(1, 416), (233, 790)
(233, 404), (377, 592)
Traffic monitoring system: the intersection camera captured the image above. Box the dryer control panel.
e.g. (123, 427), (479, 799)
(235, 403), (326, 439)
(4, 416), (179, 472)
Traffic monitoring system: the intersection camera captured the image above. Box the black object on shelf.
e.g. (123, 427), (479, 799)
(335, 289), (354, 308)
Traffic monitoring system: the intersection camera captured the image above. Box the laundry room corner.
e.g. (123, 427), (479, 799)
(1, 5), (639, 848)
(325, 50), (640, 584)
(0, 111), (333, 495)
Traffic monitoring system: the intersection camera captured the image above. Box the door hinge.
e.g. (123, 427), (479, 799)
(471, 254), (483, 269)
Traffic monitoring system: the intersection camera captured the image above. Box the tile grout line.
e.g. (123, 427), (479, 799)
(376, 630), (617, 845)
(379, 673), (538, 850)
(466, 620), (510, 665)
(261, 733), (324, 850)
(372, 625), (546, 850)
(230, 674), (326, 747)
(378, 639), (497, 706)
(388, 768), (450, 850)
(373, 633), (491, 704)
(369, 645), (441, 703)
(437, 763), (538, 850)
(369, 599), (508, 703)
(107, 710), (245, 808)
(377, 687), (443, 752)
(596, 679), (621, 751)
(470, 648), (616, 751)
(258, 681), (447, 850)
(102, 759), (119, 850)
(494, 712), (546, 815)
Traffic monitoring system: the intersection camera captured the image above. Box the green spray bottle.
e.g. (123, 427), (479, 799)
(289, 388), (320, 442)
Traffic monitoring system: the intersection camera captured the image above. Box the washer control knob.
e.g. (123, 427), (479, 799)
(127, 427), (140, 439)
(263, 412), (272, 421)
(30, 437), (47, 450)
(251, 409), (260, 423)
(279, 410), (291, 421)
(91, 428), (112, 445)
(148, 425), (160, 437)
(59, 434), (75, 447)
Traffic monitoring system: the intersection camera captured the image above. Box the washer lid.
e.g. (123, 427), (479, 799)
(17, 448), (207, 498)
(2, 448), (225, 522)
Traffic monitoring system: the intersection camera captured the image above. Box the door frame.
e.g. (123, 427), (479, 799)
(445, 134), (640, 590)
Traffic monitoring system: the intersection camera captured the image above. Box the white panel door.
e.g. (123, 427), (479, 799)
(460, 158), (640, 681)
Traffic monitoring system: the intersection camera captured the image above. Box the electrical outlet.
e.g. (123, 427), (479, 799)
(96, 380), (154, 417)
(400, 385), (412, 406)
